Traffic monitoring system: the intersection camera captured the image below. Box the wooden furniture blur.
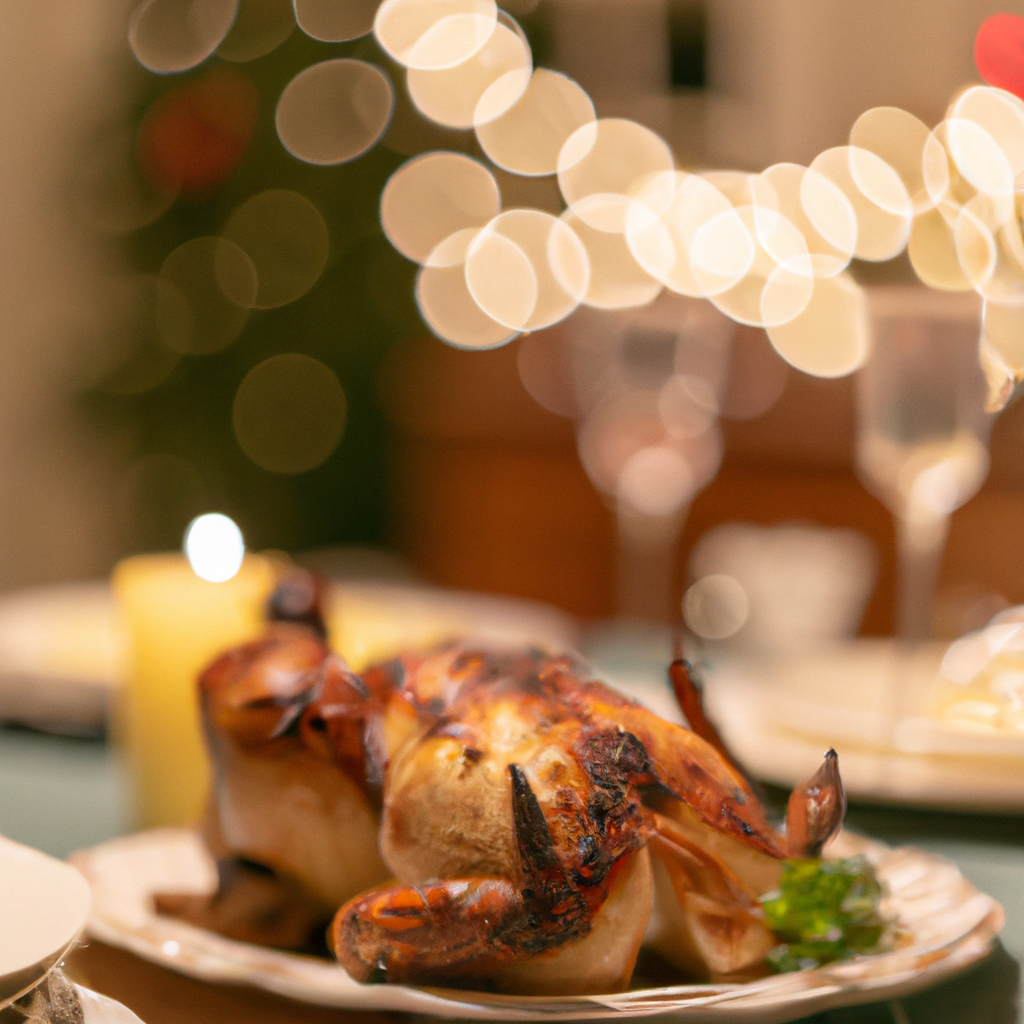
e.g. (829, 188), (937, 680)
(382, 324), (1024, 637)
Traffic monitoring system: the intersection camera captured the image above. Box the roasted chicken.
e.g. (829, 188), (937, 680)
(174, 571), (846, 991)
(157, 569), (391, 949)
(331, 647), (845, 992)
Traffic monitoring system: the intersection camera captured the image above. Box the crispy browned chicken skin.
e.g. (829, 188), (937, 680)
(330, 647), (844, 992)
(184, 574), (844, 990)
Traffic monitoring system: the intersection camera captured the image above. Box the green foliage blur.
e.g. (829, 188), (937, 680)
(85, 6), (555, 561)
(87, 29), (422, 557)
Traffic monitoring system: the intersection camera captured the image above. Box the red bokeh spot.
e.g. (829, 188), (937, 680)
(137, 69), (258, 201)
(975, 13), (1024, 101)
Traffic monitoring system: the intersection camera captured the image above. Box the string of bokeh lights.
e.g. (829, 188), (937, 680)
(126, 0), (1024, 494)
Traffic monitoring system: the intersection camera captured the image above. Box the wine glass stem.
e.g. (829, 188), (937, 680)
(615, 502), (688, 622)
(894, 511), (950, 640)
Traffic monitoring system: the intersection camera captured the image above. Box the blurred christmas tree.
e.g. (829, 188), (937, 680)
(85, 6), (425, 556)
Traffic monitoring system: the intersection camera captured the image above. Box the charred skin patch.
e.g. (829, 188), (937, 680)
(507, 764), (596, 950)
(569, 727), (656, 872)
(574, 728), (657, 789)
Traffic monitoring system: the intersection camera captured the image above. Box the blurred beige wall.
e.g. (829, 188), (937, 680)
(547, 0), (1011, 168)
(0, 0), (128, 587)
(705, 0), (1013, 168)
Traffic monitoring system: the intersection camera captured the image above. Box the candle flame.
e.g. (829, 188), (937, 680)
(184, 513), (245, 583)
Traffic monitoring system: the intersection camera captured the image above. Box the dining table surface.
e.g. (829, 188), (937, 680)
(2, 709), (1022, 1024)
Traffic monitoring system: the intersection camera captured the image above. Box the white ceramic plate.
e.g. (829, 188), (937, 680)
(0, 834), (92, 1005)
(72, 828), (1003, 1022)
(76, 985), (146, 1023)
(702, 645), (1024, 813)
(0, 834), (139, 1020)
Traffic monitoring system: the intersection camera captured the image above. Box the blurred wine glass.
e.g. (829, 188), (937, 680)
(856, 288), (992, 640)
(564, 295), (734, 622)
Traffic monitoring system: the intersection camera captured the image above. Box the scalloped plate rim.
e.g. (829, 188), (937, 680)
(72, 828), (1005, 1021)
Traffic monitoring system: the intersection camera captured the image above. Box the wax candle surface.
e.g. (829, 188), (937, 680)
(327, 589), (461, 671)
(113, 553), (275, 828)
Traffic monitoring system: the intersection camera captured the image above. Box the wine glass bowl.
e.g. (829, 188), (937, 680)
(564, 295), (734, 622)
(856, 287), (992, 639)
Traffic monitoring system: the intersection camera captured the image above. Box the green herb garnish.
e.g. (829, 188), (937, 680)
(760, 855), (886, 973)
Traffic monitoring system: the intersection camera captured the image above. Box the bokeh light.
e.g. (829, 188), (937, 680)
(627, 172), (729, 297)
(974, 13), (1024, 101)
(233, 354), (347, 473)
(953, 86), (1024, 181)
(705, 207), (813, 328)
(557, 118), (674, 233)
(922, 122), (960, 210)
(294, 0), (379, 42)
(222, 189), (329, 308)
(374, 0), (498, 71)
(407, 19), (531, 129)
(953, 193), (1024, 308)
(464, 229), (537, 330)
(217, 0), (294, 61)
(810, 146), (910, 261)
(158, 236), (257, 354)
(761, 163), (855, 277)
(847, 145), (914, 217)
(475, 68), (595, 176)
(380, 151), (500, 263)
(947, 118), (1014, 199)
(276, 59), (394, 165)
(129, 0), (239, 74)
(908, 204), (971, 291)
(952, 198), (1002, 300)
(767, 272), (870, 378)
(701, 170), (763, 207)
(683, 574), (749, 640)
(689, 204), (755, 297)
(561, 201), (662, 310)
(184, 513), (245, 583)
(850, 106), (932, 214)
(416, 237), (519, 349)
(137, 70), (258, 199)
(233, 0), (1022, 388)
(617, 445), (693, 517)
(482, 209), (588, 330)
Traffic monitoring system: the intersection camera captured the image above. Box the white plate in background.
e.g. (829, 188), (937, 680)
(0, 582), (124, 734)
(702, 642), (1024, 813)
(0, 573), (579, 734)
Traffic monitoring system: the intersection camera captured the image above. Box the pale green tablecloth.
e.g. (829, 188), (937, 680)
(1, 721), (1020, 1023)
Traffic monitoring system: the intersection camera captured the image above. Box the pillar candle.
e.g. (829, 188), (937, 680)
(112, 553), (276, 829)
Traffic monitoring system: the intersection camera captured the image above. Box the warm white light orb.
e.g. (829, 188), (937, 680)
(683, 574), (749, 640)
(184, 513), (245, 583)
